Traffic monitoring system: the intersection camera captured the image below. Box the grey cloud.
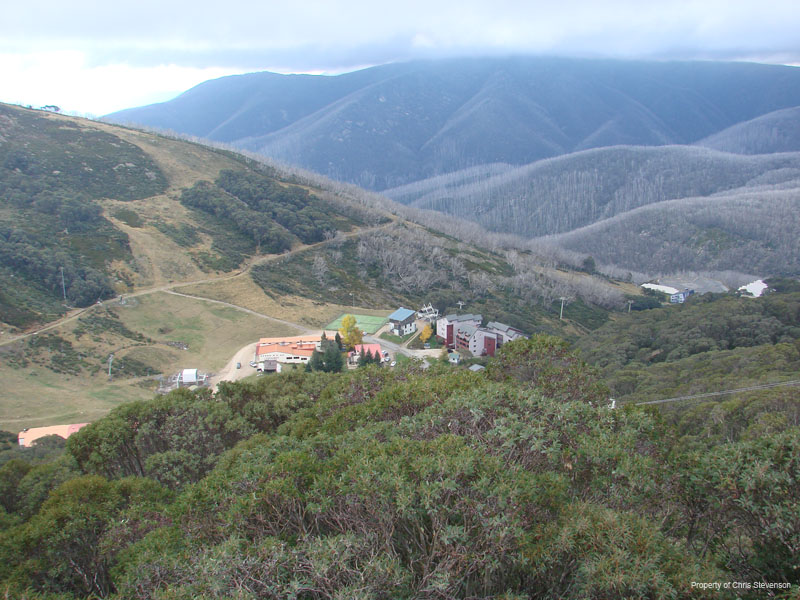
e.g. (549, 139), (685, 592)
(4, 0), (800, 70)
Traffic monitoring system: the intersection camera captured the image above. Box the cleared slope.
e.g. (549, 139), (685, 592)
(0, 103), (376, 328)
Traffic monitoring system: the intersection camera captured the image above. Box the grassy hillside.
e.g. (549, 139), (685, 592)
(1, 103), (639, 432)
(107, 57), (800, 190)
(0, 103), (386, 428)
(0, 103), (376, 330)
(0, 292), (297, 431)
(0, 104), (168, 326)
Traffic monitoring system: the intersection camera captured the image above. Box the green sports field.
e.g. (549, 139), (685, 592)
(325, 313), (389, 334)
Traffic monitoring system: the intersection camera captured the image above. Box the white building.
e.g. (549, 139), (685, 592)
(388, 307), (417, 336)
(455, 324), (500, 357)
(436, 314), (482, 347)
(485, 321), (527, 345)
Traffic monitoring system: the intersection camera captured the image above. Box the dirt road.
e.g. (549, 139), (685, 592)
(208, 342), (260, 392)
(0, 221), (393, 349)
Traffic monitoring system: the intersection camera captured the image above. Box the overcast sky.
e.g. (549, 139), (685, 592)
(2, 0), (799, 116)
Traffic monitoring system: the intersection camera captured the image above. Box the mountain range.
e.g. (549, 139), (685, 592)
(107, 56), (800, 191)
(104, 57), (800, 277)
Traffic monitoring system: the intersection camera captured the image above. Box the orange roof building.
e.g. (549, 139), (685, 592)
(348, 343), (384, 364)
(255, 334), (322, 364)
(18, 423), (89, 448)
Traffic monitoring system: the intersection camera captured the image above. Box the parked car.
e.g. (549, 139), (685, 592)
(390, 360), (397, 367)
(249, 361), (257, 367)
(236, 362), (241, 369)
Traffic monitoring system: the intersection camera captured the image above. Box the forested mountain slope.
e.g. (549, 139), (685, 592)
(106, 57), (800, 190)
(384, 144), (800, 276)
(697, 105), (800, 154)
(385, 145), (800, 234)
(576, 286), (800, 402)
(550, 184), (800, 275)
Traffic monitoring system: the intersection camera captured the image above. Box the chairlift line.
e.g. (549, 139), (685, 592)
(634, 379), (800, 406)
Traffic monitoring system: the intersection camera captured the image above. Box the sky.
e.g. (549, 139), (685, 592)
(2, 0), (799, 116)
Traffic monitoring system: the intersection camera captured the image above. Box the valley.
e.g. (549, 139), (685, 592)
(2, 55), (800, 598)
(0, 103), (627, 432)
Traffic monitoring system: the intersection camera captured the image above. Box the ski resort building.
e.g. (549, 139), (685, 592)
(485, 321), (527, 345)
(254, 335), (323, 364)
(388, 308), (417, 336)
(437, 314), (527, 357)
(436, 314), (482, 347)
(454, 324), (498, 357)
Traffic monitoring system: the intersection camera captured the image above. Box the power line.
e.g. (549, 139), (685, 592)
(635, 379), (800, 406)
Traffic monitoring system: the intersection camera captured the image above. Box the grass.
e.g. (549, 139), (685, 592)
(0, 367), (152, 432)
(409, 334), (441, 350)
(112, 292), (295, 372)
(178, 276), (382, 330)
(380, 331), (417, 344)
(0, 291), (296, 431)
(325, 313), (390, 334)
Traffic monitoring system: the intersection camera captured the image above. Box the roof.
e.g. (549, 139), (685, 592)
(388, 307), (416, 322)
(181, 368), (198, 383)
(256, 335), (322, 358)
(443, 313), (482, 323)
(456, 324), (478, 337)
(257, 334), (322, 346)
(18, 423), (89, 448)
(641, 283), (680, 295)
(350, 343), (383, 356)
(486, 321), (522, 334)
(257, 342), (317, 357)
(468, 364), (486, 372)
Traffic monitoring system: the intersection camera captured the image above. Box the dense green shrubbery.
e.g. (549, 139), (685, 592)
(577, 292), (800, 400)
(0, 105), (167, 321)
(1, 337), (797, 598)
(179, 170), (357, 260)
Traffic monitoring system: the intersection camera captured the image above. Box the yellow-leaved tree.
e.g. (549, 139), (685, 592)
(420, 324), (433, 343)
(338, 314), (363, 349)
